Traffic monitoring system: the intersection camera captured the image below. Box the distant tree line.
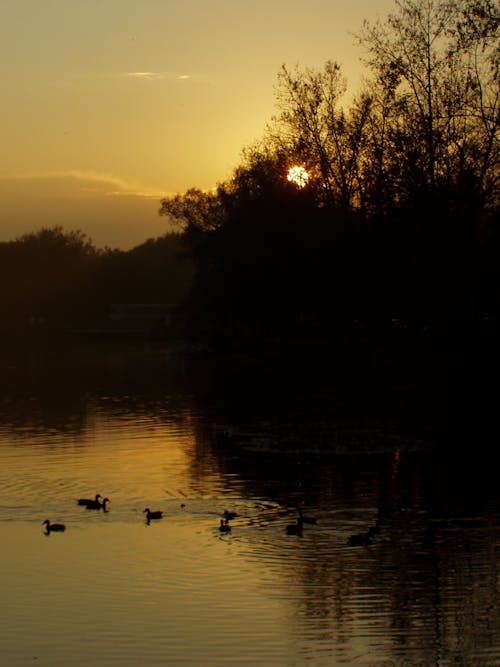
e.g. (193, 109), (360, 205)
(0, 226), (194, 337)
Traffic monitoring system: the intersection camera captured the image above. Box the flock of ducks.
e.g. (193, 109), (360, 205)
(43, 494), (164, 531)
(77, 493), (110, 510)
(43, 496), (237, 534)
(223, 509), (380, 544)
(43, 495), (381, 546)
(43, 493), (111, 533)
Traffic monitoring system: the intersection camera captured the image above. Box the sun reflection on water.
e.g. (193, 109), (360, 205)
(0, 353), (499, 667)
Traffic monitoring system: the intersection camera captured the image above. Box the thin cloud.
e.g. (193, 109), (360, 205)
(123, 71), (210, 84)
(125, 71), (167, 80)
(0, 170), (165, 200)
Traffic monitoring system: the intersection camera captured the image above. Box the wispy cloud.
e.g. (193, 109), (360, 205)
(0, 170), (165, 200)
(125, 71), (167, 80)
(125, 71), (192, 80)
(123, 71), (206, 83)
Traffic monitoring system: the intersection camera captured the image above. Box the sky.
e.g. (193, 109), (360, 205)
(0, 0), (394, 249)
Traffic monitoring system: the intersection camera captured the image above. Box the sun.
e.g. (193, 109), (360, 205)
(287, 165), (309, 188)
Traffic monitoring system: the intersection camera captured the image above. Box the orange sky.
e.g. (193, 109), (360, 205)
(0, 0), (393, 249)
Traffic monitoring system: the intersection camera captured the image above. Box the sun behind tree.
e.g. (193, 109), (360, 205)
(287, 165), (309, 188)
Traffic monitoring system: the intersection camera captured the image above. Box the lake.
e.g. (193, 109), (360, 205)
(0, 341), (499, 666)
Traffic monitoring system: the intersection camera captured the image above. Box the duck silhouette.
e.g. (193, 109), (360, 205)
(43, 519), (65, 533)
(219, 519), (231, 533)
(223, 510), (237, 520)
(86, 496), (110, 510)
(347, 524), (379, 546)
(286, 517), (303, 536)
(348, 532), (372, 546)
(144, 508), (163, 521)
(298, 508), (317, 525)
(78, 493), (101, 506)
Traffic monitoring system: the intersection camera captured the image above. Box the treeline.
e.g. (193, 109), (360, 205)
(0, 227), (194, 336)
(158, 0), (499, 361)
(1, 0), (498, 379)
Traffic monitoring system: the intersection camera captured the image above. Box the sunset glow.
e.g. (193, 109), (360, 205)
(0, 1), (394, 248)
(287, 166), (309, 188)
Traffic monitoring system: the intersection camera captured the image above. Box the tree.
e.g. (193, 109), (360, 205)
(159, 188), (226, 235)
(0, 227), (100, 329)
(153, 1), (499, 346)
(454, 0), (500, 208)
(269, 61), (371, 214)
(357, 0), (499, 211)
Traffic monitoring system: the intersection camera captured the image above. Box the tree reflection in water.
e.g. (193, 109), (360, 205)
(0, 344), (498, 666)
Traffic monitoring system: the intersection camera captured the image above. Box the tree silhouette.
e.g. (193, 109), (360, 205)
(357, 0), (499, 212)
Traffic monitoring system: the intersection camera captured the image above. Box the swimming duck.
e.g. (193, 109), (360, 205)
(348, 532), (371, 546)
(78, 493), (101, 506)
(298, 508), (317, 525)
(347, 525), (379, 546)
(144, 508), (163, 521)
(219, 519), (231, 533)
(43, 519), (66, 532)
(286, 518), (303, 536)
(223, 510), (237, 520)
(86, 496), (110, 510)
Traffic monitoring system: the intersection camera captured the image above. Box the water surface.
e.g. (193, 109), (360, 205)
(0, 344), (499, 666)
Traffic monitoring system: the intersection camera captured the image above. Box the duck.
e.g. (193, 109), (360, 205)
(286, 517), (303, 536)
(298, 508), (317, 525)
(223, 510), (237, 521)
(86, 496), (110, 510)
(78, 493), (101, 506)
(348, 531), (372, 546)
(43, 519), (66, 533)
(347, 524), (379, 546)
(219, 519), (231, 533)
(144, 508), (163, 521)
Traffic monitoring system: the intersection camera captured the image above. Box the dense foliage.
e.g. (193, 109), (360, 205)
(159, 0), (499, 353)
(1, 1), (498, 375)
(0, 227), (193, 336)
